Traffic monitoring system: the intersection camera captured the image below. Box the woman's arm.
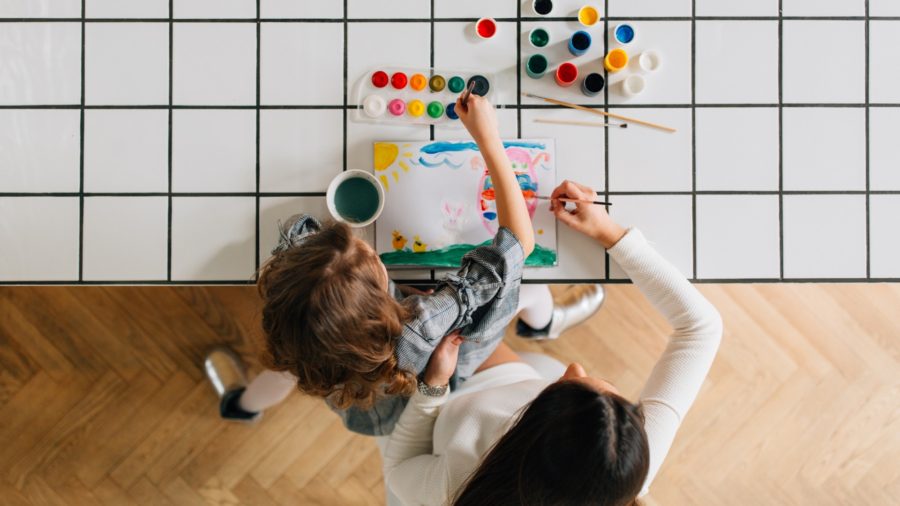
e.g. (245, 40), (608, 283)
(456, 95), (535, 256)
(552, 180), (722, 493)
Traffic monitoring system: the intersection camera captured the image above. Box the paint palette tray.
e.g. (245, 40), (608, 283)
(352, 67), (496, 128)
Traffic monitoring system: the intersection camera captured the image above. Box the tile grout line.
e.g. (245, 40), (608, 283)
(778, 0), (784, 280)
(342, 0), (348, 175)
(167, 0), (174, 281)
(691, 0), (697, 280)
(864, 0), (871, 279)
(6, 15), (900, 23)
(78, 0), (85, 281)
(603, 0), (610, 281)
(255, 0), (261, 277)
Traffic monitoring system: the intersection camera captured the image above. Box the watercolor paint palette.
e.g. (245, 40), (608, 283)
(352, 67), (496, 128)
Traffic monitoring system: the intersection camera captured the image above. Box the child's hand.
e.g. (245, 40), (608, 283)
(423, 331), (464, 388)
(551, 180), (627, 249)
(455, 94), (499, 147)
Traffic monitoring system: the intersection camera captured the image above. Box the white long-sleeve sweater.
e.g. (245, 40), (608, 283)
(383, 229), (724, 505)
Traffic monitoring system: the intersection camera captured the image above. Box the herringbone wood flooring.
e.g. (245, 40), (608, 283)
(1, 284), (898, 505)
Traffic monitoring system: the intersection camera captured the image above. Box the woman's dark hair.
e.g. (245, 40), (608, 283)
(453, 381), (650, 506)
(257, 221), (415, 409)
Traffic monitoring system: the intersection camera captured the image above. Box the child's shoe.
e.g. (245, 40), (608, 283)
(516, 285), (606, 340)
(204, 347), (261, 423)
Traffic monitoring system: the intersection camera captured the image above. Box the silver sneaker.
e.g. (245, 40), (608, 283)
(546, 284), (606, 339)
(204, 347), (261, 423)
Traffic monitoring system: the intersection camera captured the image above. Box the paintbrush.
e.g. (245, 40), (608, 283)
(522, 92), (676, 133)
(536, 196), (612, 207)
(534, 118), (627, 128)
(459, 80), (476, 107)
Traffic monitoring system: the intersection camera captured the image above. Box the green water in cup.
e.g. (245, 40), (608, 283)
(334, 177), (380, 223)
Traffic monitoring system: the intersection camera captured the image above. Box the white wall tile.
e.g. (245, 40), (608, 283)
(347, 0), (430, 19)
(87, 0), (169, 18)
(171, 197), (256, 280)
(0, 110), (80, 192)
(609, 195), (694, 279)
(871, 0), (900, 16)
(782, 0), (864, 16)
(83, 197), (168, 280)
(260, 109), (343, 192)
(696, 0), (778, 16)
(434, 0), (516, 18)
(84, 110), (169, 192)
(783, 195), (866, 279)
(346, 22), (431, 106)
(782, 108), (866, 191)
(0, 23), (81, 105)
(261, 23), (344, 105)
(696, 108), (779, 191)
(608, 0), (692, 17)
(869, 107), (900, 191)
(520, 108), (605, 191)
(1, 0), (81, 17)
(608, 108), (692, 191)
(172, 109), (256, 192)
(696, 21), (778, 104)
(0, 197), (79, 281)
(608, 21), (692, 105)
(869, 21), (900, 104)
(870, 195), (900, 278)
(174, 0), (256, 18)
(697, 195), (780, 279)
(262, 0), (343, 18)
(85, 23), (169, 105)
(434, 108), (518, 140)
(520, 20), (606, 107)
(783, 21), (865, 104)
(173, 23), (257, 105)
(434, 21), (517, 106)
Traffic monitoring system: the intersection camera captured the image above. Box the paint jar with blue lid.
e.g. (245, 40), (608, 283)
(614, 23), (635, 45)
(568, 30), (592, 56)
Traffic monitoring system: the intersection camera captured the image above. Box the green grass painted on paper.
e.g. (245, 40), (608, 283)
(380, 241), (557, 268)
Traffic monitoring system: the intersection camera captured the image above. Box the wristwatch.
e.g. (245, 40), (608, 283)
(418, 380), (449, 397)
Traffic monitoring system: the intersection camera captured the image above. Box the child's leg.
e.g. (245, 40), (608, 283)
(238, 370), (297, 413)
(516, 284), (554, 329)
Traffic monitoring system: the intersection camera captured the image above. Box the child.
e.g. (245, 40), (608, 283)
(204, 94), (605, 436)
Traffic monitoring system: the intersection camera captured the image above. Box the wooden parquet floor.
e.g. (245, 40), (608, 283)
(1, 284), (898, 505)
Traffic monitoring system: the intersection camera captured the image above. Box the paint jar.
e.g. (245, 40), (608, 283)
(581, 73), (605, 96)
(371, 70), (389, 88)
(578, 5), (600, 27)
(447, 76), (466, 93)
(526, 54), (549, 79)
(638, 50), (662, 72)
(476, 17), (497, 39)
(555, 62), (578, 87)
(391, 72), (408, 89)
(604, 48), (628, 73)
(326, 170), (384, 228)
(620, 74), (646, 97)
(362, 94), (387, 118)
(529, 27), (551, 48)
(614, 23), (635, 44)
(467, 75), (491, 96)
(446, 102), (459, 120)
(533, 0), (553, 15)
(568, 30), (592, 56)
(409, 73), (427, 91)
(408, 99), (426, 117)
(388, 98), (406, 116)
(427, 101), (444, 119)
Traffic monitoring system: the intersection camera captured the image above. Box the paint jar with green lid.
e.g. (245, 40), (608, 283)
(526, 54), (549, 79)
(426, 101), (444, 119)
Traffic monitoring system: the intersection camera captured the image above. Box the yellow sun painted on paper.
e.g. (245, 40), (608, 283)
(537, 229), (544, 235)
(373, 142), (418, 191)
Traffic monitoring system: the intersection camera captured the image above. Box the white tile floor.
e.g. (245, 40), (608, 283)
(0, 2), (896, 283)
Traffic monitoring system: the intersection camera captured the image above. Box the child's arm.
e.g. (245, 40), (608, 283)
(455, 95), (535, 257)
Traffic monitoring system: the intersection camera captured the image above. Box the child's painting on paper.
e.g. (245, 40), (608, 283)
(372, 139), (558, 268)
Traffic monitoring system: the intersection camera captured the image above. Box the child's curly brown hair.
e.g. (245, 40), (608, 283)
(257, 221), (415, 409)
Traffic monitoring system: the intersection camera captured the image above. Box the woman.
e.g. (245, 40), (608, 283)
(383, 180), (723, 505)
